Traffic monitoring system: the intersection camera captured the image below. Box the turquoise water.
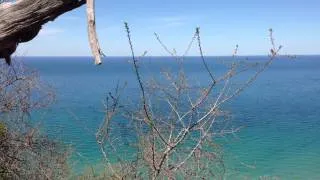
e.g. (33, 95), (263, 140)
(23, 56), (320, 179)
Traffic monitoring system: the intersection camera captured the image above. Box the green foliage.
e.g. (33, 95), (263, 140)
(0, 122), (7, 138)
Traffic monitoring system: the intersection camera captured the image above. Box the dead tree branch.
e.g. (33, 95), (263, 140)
(0, 0), (103, 65)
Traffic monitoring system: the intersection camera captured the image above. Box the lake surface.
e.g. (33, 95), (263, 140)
(22, 56), (320, 179)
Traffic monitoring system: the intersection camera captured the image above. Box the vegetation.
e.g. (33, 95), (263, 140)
(0, 23), (281, 179)
(91, 25), (281, 179)
(0, 61), (70, 179)
(0, 2), (283, 178)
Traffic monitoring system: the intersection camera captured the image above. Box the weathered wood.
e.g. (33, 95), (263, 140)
(86, 0), (102, 65)
(0, 0), (102, 65)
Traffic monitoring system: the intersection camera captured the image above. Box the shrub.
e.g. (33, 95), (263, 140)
(94, 25), (281, 179)
(0, 60), (70, 179)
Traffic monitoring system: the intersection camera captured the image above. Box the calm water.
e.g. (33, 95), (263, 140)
(22, 56), (320, 179)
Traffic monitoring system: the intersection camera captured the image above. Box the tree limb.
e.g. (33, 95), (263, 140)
(86, 0), (102, 65)
(0, 0), (103, 65)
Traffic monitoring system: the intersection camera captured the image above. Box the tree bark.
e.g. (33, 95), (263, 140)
(0, 0), (102, 65)
(86, 0), (102, 65)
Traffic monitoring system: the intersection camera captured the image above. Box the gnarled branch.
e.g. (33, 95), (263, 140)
(0, 0), (103, 65)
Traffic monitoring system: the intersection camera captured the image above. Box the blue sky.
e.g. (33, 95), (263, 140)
(18, 0), (320, 56)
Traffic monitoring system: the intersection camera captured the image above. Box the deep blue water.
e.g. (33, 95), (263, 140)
(22, 56), (320, 179)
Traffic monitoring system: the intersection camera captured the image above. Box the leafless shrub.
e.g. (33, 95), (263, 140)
(95, 25), (281, 179)
(0, 60), (70, 180)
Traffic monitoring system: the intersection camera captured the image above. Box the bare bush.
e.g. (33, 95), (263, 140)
(94, 25), (281, 179)
(0, 60), (70, 179)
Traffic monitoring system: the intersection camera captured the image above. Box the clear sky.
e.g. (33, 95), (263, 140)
(17, 0), (320, 56)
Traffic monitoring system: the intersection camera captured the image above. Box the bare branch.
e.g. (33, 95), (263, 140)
(0, 0), (104, 65)
(86, 0), (103, 65)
